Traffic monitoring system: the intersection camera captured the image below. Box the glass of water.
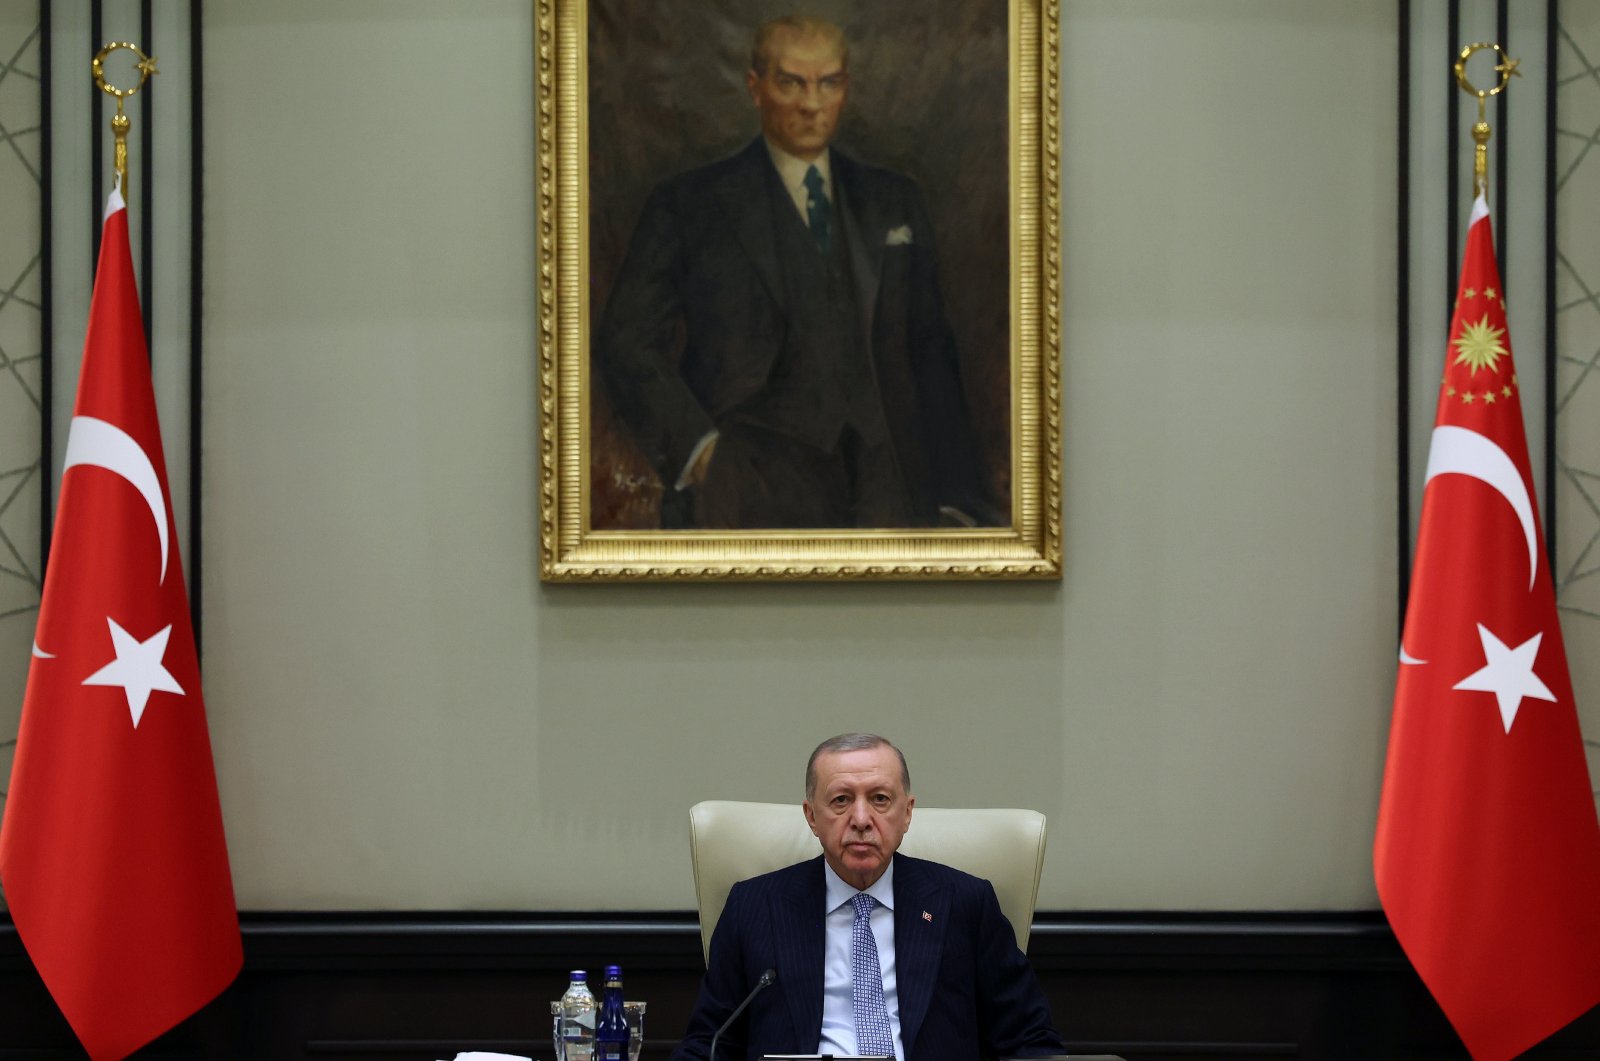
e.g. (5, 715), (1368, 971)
(624, 1000), (646, 1061)
(549, 1000), (567, 1061)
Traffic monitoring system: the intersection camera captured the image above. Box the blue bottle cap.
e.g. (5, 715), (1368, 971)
(604, 964), (622, 978)
(570, 969), (587, 980)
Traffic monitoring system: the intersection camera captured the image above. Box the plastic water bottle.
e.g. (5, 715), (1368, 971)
(558, 969), (597, 1061)
(593, 964), (630, 1061)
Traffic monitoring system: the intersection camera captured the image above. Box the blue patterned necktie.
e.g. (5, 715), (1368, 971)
(804, 164), (831, 254)
(850, 892), (894, 1057)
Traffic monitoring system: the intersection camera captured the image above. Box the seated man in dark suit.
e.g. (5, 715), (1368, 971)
(671, 733), (1064, 1061)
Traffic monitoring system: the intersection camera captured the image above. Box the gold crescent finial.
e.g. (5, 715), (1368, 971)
(1453, 42), (1518, 198)
(91, 42), (158, 196)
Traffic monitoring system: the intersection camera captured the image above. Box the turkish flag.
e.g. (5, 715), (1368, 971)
(0, 189), (240, 1060)
(1376, 195), (1600, 1060)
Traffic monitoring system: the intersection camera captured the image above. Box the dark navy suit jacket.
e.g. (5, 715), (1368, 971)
(670, 854), (1064, 1061)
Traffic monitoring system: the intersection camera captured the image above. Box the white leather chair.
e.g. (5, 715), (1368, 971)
(688, 799), (1048, 963)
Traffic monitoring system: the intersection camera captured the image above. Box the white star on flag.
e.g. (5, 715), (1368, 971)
(81, 617), (185, 728)
(1452, 622), (1556, 734)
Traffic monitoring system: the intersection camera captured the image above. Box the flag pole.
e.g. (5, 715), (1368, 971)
(90, 41), (158, 195)
(1453, 41), (1520, 197)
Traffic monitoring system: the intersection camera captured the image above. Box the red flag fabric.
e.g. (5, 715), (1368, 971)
(0, 189), (240, 1060)
(1376, 195), (1600, 1061)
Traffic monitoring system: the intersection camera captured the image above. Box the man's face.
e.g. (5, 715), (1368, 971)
(803, 745), (914, 890)
(746, 31), (849, 161)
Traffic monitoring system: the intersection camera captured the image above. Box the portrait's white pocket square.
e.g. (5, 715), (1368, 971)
(885, 224), (914, 246)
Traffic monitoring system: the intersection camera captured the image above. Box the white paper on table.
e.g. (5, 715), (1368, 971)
(439, 1053), (533, 1061)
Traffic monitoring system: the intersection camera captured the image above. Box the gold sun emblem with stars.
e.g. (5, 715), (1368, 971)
(1452, 315), (1508, 374)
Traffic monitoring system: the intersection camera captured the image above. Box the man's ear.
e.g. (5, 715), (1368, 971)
(746, 69), (760, 105)
(802, 800), (820, 836)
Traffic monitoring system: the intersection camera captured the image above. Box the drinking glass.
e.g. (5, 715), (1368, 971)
(624, 1000), (646, 1061)
(549, 1000), (565, 1061)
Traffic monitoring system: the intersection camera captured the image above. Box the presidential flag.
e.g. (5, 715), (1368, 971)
(1375, 195), (1600, 1061)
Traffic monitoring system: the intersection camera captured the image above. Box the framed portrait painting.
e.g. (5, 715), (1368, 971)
(536, 0), (1061, 581)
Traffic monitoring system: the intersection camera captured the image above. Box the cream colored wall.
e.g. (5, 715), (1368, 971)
(196, 0), (1396, 911)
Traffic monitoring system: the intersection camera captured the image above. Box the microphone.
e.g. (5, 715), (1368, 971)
(708, 967), (777, 1061)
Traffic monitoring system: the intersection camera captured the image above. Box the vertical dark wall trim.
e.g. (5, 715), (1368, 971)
(39, 0), (54, 571)
(189, 0), (203, 649)
(138, 0), (152, 351)
(1494, 0), (1508, 276)
(90, 0), (102, 264)
(1397, 0), (1412, 629)
(1447, 0), (1461, 300)
(1545, 0), (1559, 564)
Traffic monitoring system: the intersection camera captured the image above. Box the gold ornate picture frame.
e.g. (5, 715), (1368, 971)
(537, 0), (1061, 582)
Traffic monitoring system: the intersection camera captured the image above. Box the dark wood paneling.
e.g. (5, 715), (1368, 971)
(2, 912), (1598, 1060)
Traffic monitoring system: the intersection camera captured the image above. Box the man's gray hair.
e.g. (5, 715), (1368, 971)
(750, 16), (849, 77)
(805, 732), (909, 798)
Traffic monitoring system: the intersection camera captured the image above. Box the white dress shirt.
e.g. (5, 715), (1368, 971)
(764, 139), (833, 226)
(818, 860), (904, 1061)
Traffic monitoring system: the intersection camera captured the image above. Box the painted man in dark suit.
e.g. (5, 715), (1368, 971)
(670, 733), (1064, 1061)
(596, 17), (999, 530)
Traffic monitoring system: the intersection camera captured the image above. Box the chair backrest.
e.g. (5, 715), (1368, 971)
(688, 800), (1047, 963)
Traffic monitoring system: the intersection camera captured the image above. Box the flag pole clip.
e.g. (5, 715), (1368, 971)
(1453, 42), (1520, 198)
(91, 42), (158, 196)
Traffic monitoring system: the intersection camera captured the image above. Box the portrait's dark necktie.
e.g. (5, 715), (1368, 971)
(850, 892), (894, 1057)
(804, 164), (832, 254)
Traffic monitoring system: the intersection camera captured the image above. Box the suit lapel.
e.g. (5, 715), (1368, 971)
(717, 139), (788, 310)
(892, 856), (947, 1058)
(773, 856), (827, 1049)
(833, 150), (887, 335)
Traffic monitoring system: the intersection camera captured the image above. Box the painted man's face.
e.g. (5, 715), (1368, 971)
(746, 30), (849, 161)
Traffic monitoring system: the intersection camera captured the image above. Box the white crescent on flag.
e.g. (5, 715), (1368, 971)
(1398, 424), (1539, 667)
(1422, 424), (1538, 591)
(61, 415), (170, 583)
